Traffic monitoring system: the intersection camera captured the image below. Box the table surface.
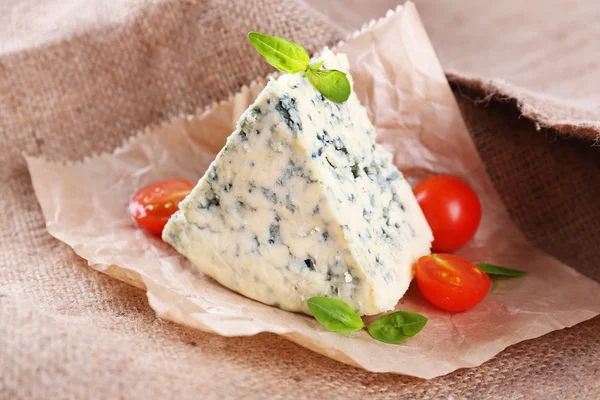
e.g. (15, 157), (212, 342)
(303, 0), (600, 108)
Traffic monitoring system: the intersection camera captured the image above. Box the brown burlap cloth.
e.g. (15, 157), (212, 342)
(1, 0), (599, 399)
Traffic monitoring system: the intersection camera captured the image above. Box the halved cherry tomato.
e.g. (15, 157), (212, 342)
(129, 179), (194, 235)
(414, 175), (481, 252)
(415, 254), (491, 312)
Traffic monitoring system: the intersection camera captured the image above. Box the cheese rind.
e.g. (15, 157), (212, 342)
(163, 49), (433, 315)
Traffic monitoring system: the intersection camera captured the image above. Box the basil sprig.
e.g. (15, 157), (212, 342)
(476, 263), (528, 277)
(248, 32), (351, 103)
(307, 69), (351, 104)
(367, 311), (428, 344)
(307, 297), (365, 333)
(307, 297), (427, 344)
(247, 32), (310, 74)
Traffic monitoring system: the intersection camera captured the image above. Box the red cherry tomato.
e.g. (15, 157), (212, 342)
(415, 254), (491, 312)
(414, 175), (481, 252)
(129, 179), (194, 235)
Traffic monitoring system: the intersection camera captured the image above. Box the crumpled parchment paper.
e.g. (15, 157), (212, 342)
(26, 4), (600, 378)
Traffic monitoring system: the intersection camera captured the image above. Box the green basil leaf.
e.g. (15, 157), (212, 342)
(367, 311), (427, 344)
(309, 60), (324, 70)
(307, 297), (365, 333)
(248, 32), (310, 74)
(307, 69), (351, 103)
(476, 263), (528, 277)
(304, 60), (324, 77)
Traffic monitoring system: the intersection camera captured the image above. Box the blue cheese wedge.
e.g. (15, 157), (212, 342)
(163, 49), (433, 316)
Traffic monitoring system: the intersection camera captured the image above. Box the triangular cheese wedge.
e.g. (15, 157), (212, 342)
(163, 49), (432, 315)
